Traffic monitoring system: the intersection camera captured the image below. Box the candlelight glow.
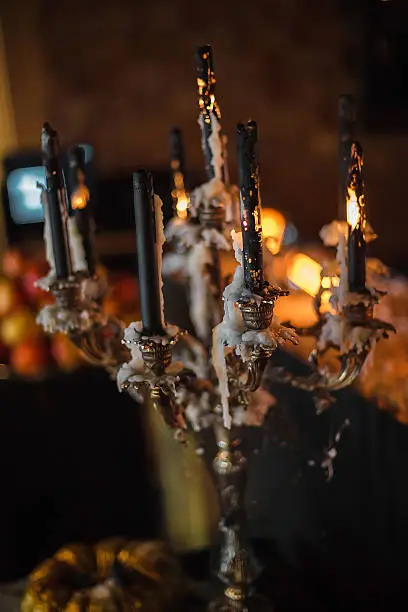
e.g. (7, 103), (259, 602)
(321, 275), (340, 289)
(71, 185), (90, 210)
(262, 208), (286, 255)
(347, 189), (360, 230)
(171, 170), (189, 219)
(287, 253), (322, 297)
(175, 193), (189, 220)
(320, 289), (336, 315)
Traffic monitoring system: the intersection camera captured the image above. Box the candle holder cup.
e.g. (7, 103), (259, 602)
(120, 327), (200, 436)
(37, 273), (128, 375)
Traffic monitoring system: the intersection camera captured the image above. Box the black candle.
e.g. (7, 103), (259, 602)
(169, 127), (188, 218)
(236, 121), (264, 295)
(67, 145), (96, 276)
(338, 94), (356, 220)
(195, 45), (224, 182)
(41, 123), (71, 280)
(347, 142), (366, 293)
(133, 170), (164, 336)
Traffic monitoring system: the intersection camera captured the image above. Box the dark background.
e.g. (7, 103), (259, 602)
(2, 0), (408, 270)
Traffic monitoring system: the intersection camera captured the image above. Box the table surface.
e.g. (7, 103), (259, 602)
(0, 356), (408, 611)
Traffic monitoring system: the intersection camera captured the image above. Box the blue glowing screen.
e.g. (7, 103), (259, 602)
(6, 144), (93, 225)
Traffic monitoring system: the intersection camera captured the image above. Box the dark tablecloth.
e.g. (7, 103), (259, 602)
(0, 356), (408, 611)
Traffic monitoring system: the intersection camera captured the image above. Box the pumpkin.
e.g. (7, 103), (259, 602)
(21, 538), (184, 611)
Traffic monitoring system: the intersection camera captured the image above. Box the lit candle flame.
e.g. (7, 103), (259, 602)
(71, 184), (90, 210)
(347, 188), (360, 230)
(175, 193), (189, 220)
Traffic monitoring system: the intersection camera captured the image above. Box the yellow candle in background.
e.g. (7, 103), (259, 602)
(287, 253), (322, 297)
(262, 208), (286, 256)
(145, 398), (219, 552)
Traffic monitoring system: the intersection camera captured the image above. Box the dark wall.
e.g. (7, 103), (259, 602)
(3, 0), (408, 270)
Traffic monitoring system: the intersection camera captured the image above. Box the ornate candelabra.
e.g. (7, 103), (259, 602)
(32, 51), (394, 612)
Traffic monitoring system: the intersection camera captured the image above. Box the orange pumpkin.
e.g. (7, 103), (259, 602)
(21, 538), (183, 611)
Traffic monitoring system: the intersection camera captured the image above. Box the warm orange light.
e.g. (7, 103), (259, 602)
(176, 194), (189, 220)
(262, 208), (286, 255)
(71, 185), (90, 210)
(287, 253), (322, 297)
(172, 187), (189, 220)
(320, 289), (336, 314)
(347, 188), (360, 230)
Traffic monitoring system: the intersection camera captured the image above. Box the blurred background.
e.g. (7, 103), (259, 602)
(1, 0), (408, 268)
(1, 1), (408, 607)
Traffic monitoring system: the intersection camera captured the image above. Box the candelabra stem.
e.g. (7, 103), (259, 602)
(209, 427), (271, 611)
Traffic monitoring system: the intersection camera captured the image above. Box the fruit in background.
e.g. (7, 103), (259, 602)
(0, 306), (37, 347)
(103, 297), (121, 317)
(10, 337), (49, 379)
(51, 334), (83, 372)
(113, 276), (138, 305)
(21, 264), (44, 304)
(0, 276), (21, 317)
(96, 263), (109, 285)
(2, 248), (25, 279)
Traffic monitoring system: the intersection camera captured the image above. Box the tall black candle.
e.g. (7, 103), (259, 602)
(41, 123), (71, 280)
(67, 145), (96, 276)
(195, 45), (224, 182)
(169, 127), (188, 218)
(347, 142), (366, 293)
(133, 170), (164, 336)
(338, 94), (356, 220)
(236, 121), (264, 295)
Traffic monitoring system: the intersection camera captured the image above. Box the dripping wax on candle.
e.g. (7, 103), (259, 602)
(154, 193), (166, 329)
(196, 45), (225, 182)
(68, 145), (96, 275)
(133, 170), (165, 335)
(346, 141), (366, 294)
(236, 120), (264, 295)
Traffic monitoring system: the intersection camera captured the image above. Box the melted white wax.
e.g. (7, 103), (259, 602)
(318, 219), (388, 355)
(116, 321), (180, 390)
(67, 216), (87, 273)
(212, 230), (297, 428)
(193, 114), (238, 224)
(154, 194), (166, 328)
(208, 113), (223, 180)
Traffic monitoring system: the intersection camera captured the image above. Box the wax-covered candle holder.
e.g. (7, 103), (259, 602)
(36, 273), (128, 374)
(271, 140), (395, 412)
(36, 275), (101, 335)
(119, 322), (217, 439)
(273, 288), (395, 412)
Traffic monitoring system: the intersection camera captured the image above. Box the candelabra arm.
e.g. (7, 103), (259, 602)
(271, 347), (366, 393)
(237, 346), (275, 394)
(70, 315), (128, 375)
(271, 296), (395, 412)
